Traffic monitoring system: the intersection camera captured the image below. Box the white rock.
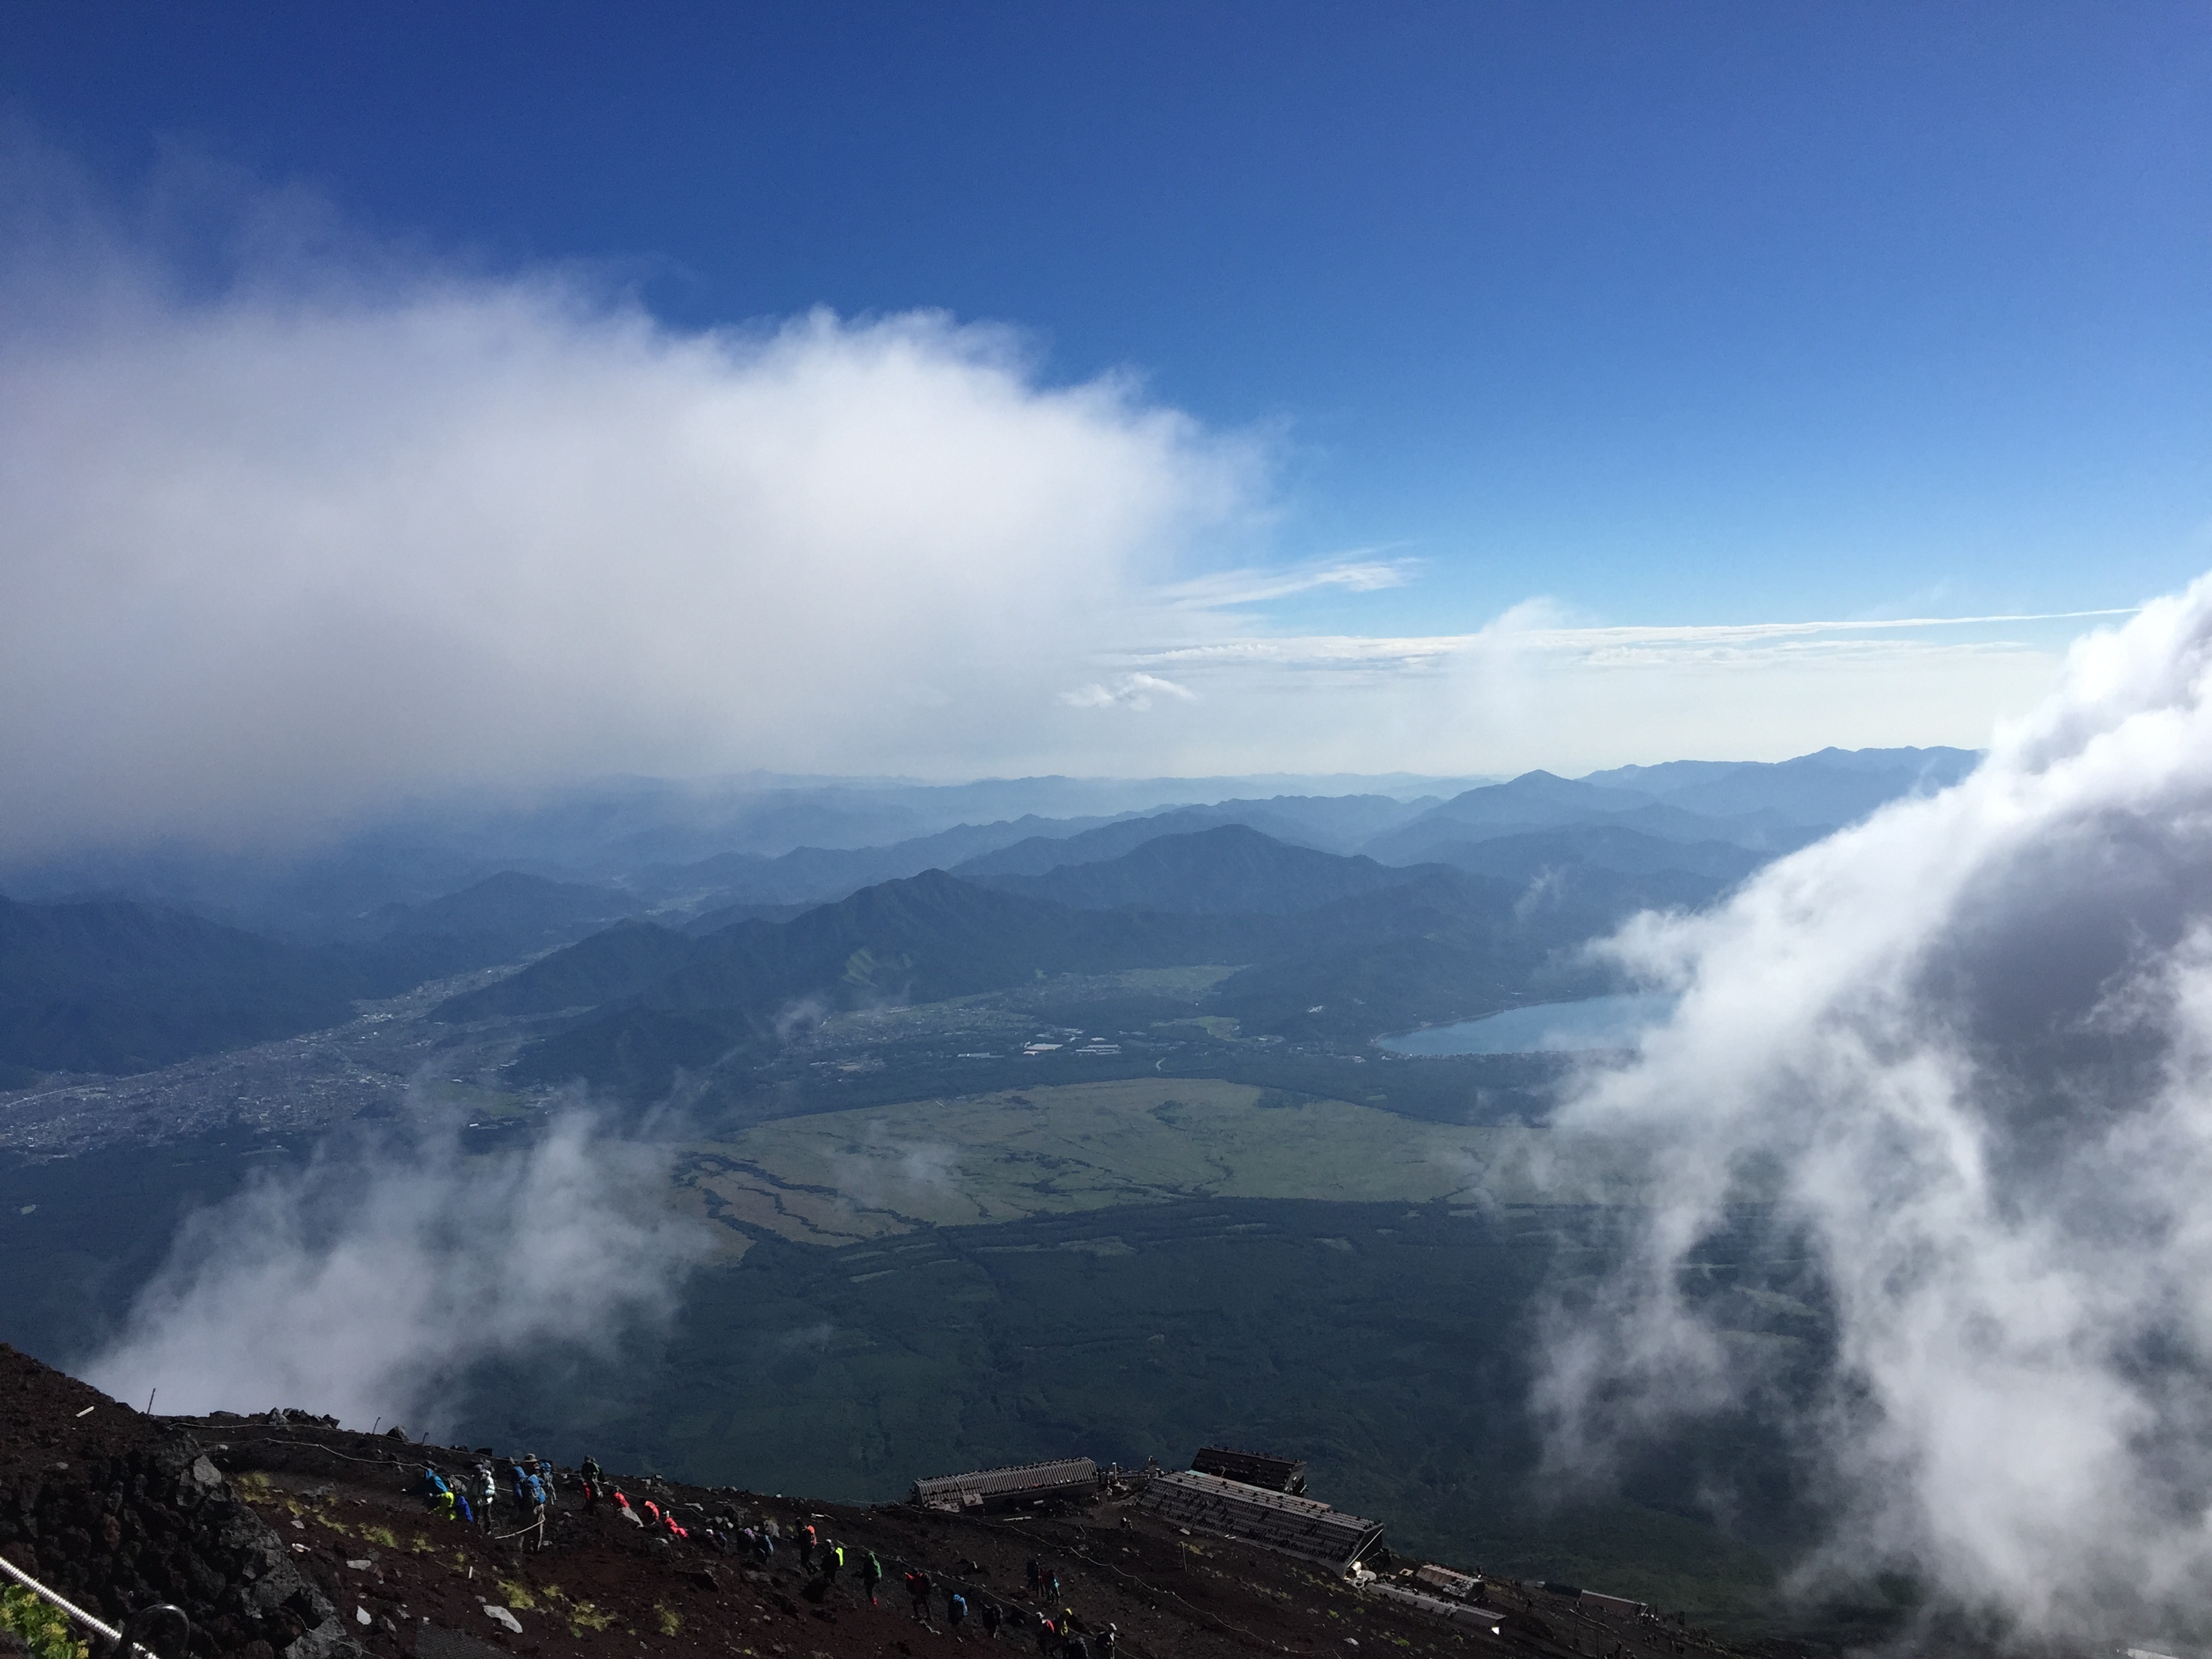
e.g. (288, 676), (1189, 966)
(355, 1608), (372, 1627)
(483, 1605), (525, 1634)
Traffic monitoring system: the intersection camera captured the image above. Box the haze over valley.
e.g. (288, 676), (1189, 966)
(5, 8), (2210, 1658)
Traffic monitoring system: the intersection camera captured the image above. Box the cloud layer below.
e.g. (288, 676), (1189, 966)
(83, 1111), (707, 1434)
(1540, 577), (2212, 1638)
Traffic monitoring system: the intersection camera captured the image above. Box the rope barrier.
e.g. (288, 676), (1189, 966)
(175, 1429), (411, 1471)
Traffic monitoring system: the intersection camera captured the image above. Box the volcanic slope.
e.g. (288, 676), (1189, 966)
(0, 1345), (1816, 1659)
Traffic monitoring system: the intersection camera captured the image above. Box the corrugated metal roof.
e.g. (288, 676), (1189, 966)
(1136, 1469), (1382, 1571)
(1361, 1582), (1508, 1633)
(1412, 1565), (1480, 1601)
(1578, 1592), (1647, 1620)
(911, 1457), (1099, 1510)
(1191, 1447), (1307, 1494)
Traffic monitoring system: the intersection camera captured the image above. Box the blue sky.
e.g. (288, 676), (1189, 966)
(1, 3), (2207, 841)
(12, 2), (2207, 625)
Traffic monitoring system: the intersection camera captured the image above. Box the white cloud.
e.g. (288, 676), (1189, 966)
(1057, 672), (1198, 711)
(0, 152), (1261, 860)
(0, 146), (2134, 856)
(1537, 576), (2212, 1638)
(1153, 552), (1417, 609)
(83, 1111), (708, 1434)
(1076, 605), (2114, 777)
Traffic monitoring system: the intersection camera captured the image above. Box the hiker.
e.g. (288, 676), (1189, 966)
(421, 1465), (450, 1509)
(455, 1491), (474, 1525)
(909, 1572), (934, 1622)
(948, 1593), (968, 1633)
(1034, 1614), (1055, 1655)
(477, 1467), (498, 1532)
(1061, 1607), (1083, 1635)
(799, 1521), (817, 1570)
(1098, 1624), (1117, 1659)
(432, 1486), (457, 1523)
(862, 1549), (884, 1605)
(1025, 1558), (1042, 1599)
(1064, 1633), (1088, 1659)
(1047, 1572), (1061, 1604)
(825, 1540), (845, 1582)
(754, 1528), (774, 1561)
(981, 1600), (1002, 1640)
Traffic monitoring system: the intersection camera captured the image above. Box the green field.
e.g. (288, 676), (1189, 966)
(676, 1078), (1648, 1250)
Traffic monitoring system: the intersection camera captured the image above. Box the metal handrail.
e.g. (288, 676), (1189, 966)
(0, 1550), (189, 1659)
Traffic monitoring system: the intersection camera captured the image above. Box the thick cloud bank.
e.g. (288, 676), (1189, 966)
(83, 1113), (708, 1434)
(0, 157), (1253, 859)
(1543, 575), (2212, 1635)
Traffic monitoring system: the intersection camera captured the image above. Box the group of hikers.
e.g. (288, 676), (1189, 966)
(769, 1520), (1116, 1656)
(418, 1455), (554, 1543)
(895, 1557), (1118, 1658)
(419, 1452), (1118, 1652)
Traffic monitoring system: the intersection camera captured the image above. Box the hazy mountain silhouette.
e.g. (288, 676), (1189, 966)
(0, 897), (372, 1077)
(1364, 746), (1979, 864)
(975, 825), (1432, 914)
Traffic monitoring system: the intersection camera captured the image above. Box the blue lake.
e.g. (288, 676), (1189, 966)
(1376, 993), (1677, 1057)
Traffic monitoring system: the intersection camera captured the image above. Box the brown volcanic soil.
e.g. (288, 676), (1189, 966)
(0, 1346), (1793, 1659)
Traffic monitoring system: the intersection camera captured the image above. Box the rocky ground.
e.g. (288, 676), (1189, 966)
(0, 1346), (1797, 1659)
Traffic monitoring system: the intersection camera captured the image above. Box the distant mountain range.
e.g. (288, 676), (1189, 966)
(0, 771), (1481, 929)
(0, 746), (1981, 1085)
(434, 820), (1753, 1099)
(0, 872), (648, 1080)
(1362, 746), (1978, 865)
(970, 824), (1427, 914)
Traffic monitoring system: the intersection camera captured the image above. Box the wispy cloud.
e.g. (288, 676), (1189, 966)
(1123, 607), (2138, 678)
(1153, 552), (1417, 610)
(1058, 672), (1199, 710)
(83, 1110), (708, 1434)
